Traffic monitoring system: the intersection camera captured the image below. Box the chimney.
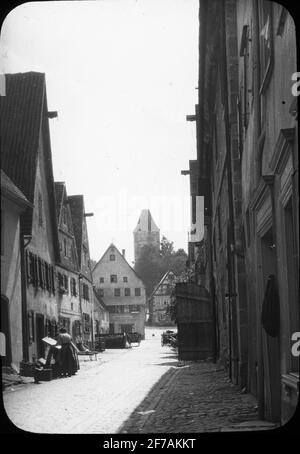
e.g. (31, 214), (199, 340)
(122, 249), (125, 257)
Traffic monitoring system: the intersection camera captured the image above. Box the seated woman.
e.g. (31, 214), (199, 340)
(56, 328), (79, 377)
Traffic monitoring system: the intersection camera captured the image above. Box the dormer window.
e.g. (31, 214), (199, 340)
(110, 254), (116, 261)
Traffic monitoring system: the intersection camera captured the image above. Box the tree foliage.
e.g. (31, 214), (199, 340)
(134, 236), (188, 297)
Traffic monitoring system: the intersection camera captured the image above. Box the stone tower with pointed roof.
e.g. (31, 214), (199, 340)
(133, 209), (160, 265)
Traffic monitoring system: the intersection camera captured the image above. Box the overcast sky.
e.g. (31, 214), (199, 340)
(0, 0), (199, 265)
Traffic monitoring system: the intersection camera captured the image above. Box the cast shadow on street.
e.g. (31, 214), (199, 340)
(117, 366), (178, 434)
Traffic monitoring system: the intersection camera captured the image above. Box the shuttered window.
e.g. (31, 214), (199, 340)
(71, 278), (77, 296)
(82, 283), (90, 301)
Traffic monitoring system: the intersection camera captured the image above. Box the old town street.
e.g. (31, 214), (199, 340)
(2, 327), (277, 434)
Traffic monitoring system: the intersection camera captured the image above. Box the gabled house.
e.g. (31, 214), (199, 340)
(1, 72), (60, 363)
(68, 195), (94, 348)
(54, 182), (82, 343)
(92, 244), (146, 338)
(1, 170), (32, 370)
(148, 270), (176, 326)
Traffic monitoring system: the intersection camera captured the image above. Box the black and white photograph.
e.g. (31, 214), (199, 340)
(0, 0), (299, 438)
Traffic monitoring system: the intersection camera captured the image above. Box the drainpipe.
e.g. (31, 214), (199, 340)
(220, 0), (239, 384)
(20, 234), (32, 362)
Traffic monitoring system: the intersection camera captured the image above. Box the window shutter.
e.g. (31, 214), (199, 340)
(33, 255), (38, 287)
(41, 260), (46, 290)
(72, 278), (77, 296)
(50, 266), (54, 294)
(45, 262), (49, 291)
(25, 250), (31, 284)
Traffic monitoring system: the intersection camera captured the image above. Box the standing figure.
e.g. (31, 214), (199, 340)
(56, 328), (79, 377)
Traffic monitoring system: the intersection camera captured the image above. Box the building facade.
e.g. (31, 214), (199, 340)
(236, 0), (299, 425)
(1, 72), (61, 364)
(1, 170), (32, 369)
(1, 72), (99, 367)
(68, 195), (95, 349)
(148, 271), (177, 326)
(184, 0), (299, 425)
(54, 182), (83, 343)
(92, 244), (146, 338)
(133, 209), (160, 265)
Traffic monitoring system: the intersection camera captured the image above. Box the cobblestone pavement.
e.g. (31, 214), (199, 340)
(119, 360), (277, 433)
(2, 327), (278, 434)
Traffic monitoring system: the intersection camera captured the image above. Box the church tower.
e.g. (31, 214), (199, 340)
(133, 209), (160, 264)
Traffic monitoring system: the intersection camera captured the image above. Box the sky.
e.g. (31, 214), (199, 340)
(0, 0), (199, 265)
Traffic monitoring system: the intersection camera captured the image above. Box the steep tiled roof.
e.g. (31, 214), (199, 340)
(134, 209), (160, 233)
(68, 194), (93, 281)
(1, 169), (32, 209)
(54, 181), (65, 222)
(1, 72), (44, 232)
(55, 182), (79, 271)
(68, 195), (84, 268)
(0, 72), (60, 259)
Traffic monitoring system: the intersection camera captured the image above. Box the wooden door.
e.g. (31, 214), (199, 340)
(175, 283), (214, 360)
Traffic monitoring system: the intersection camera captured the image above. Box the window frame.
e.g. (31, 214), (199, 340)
(114, 288), (121, 297)
(129, 305), (140, 313)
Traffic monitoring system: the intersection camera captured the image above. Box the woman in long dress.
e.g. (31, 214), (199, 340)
(56, 328), (79, 377)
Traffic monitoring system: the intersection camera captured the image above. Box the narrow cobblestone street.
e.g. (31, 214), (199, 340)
(2, 327), (277, 434)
